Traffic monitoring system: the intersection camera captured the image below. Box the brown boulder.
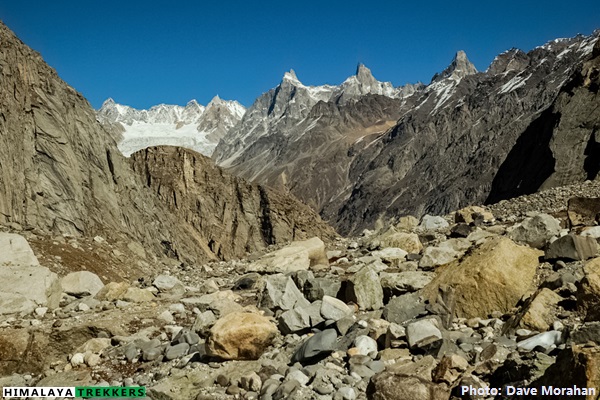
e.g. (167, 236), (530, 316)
(578, 257), (600, 321)
(534, 345), (600, 399)
(423, 237), (541, 319)
(207, 312), (278, 360)
(568, 197), (600, 227)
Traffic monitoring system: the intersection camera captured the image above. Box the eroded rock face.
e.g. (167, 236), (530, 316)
(129, 147), (336, 260)
(0, 22), (216, 264)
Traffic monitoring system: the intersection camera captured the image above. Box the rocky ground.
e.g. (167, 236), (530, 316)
(2, 185), (600, 400)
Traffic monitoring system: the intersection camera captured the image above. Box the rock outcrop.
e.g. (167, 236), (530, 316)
(129, 146), (336, 260)
(0, 21), (327, 265)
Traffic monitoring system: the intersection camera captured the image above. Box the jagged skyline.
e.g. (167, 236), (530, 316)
(1, 0), (599, 109)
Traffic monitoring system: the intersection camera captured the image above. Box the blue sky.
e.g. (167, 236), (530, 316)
(1, 1), (599, 109)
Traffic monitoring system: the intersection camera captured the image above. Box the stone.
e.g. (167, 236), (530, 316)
(423, 237), (542, 319)
(579, 257), (600, 321)
(571, 322), (600, 344)
(291, 329), (338, 364)
(260, 275), (311, 311)
(373, 229), (424, 254)
(371, 248), (408, 267)
(406, 318), (443, 349)
(455, 206), (494, 224)
(337, 386), (356, 400)
(419, 215), (450, 231)
(380, 271), (434, 295)
(320, 295), (353, 321)
(75, 338), (111, 354)
(152, 274), (184, 293)
(368, 356), (450, 400)
(303, 277), (341, 302)
(517, 331), (563, 351)
(248, 237), (328, 273)
(534, 344), (600, 395)
(0, 265), (61, 314)
(545, 234), (599, 261)
(383, 292), (427, 324)
(508, 213), (562, 249)
(207, 312), (278, 360)
(395, 216), (420, 232)
(122, 287), (155, 302)
(567, 197), (600, 227)
(191, 290), (243, 317)
(354, 335), (378, 356)
(279, 303), (319, 334)
(0, 233), (40, 266)
(165, 343), (190, 360)
(192, 310), (217, 333)
(582, 226), (600, 239)
(61, 271), (104, 297)
(419, 245), (462, 269)
(94, 282), (129, 301)
(345, 266), (384, 311)
(518, 288), (563, 332)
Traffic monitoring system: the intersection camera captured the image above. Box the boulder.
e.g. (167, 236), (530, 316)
(303, 277), (341, 302)
(260, 275), (310, 311)
(406, 318), (444, 349)
(279, 302), (323, 334)
(345, 266), (384, 310)
(419, 215), (449, 231)
(248, 237), (327, 273)
(291, 329), (338, 364)
(0, 233), (40, 266)
(383, 292), (427, 324)
(207, 312), (277, 360)
(394, 216), (419, 232)
(94, 282), (130, 301)
(423, 237), (542, 319)
(454, 206), (494, 224)
(367, 356), (450, 400)
(320, 295), (353, 321)
(419, 239), (469, 269)
(508, 213), (562, 249)
(534, 344), (600, 397)
(568, 197), (600, 227)
(61, 271), (104, 297)
(380, 271), (434, 295)
(517, 288), (563, 332)
(578, 257), (600, 321)
(0, 265), (61, 314)
(371, 248), (408, 267)
(122, 287), (155, 303)
(152, 274), (184, 293)
(375, 231), (423, 254)
(545, 234), (599, 261)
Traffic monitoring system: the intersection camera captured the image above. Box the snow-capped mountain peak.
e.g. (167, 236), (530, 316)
(97, 98), (246, 157)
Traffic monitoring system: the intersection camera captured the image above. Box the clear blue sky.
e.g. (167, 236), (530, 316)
(1, 1), (599, 109)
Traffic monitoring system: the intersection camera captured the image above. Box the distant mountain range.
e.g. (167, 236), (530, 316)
(97, 31), (600, 235)
(97, 96), (245, 156)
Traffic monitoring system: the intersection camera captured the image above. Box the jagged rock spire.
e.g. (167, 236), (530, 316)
(431, 50), (478, 83)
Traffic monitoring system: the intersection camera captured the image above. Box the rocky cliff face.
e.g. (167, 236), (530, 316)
(336, 34), (599, 234)
(0, 21), (327, 265)
(213, 66), (422, 215)
(214, 31), (599, 235)
(130, 146), (336, 260)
